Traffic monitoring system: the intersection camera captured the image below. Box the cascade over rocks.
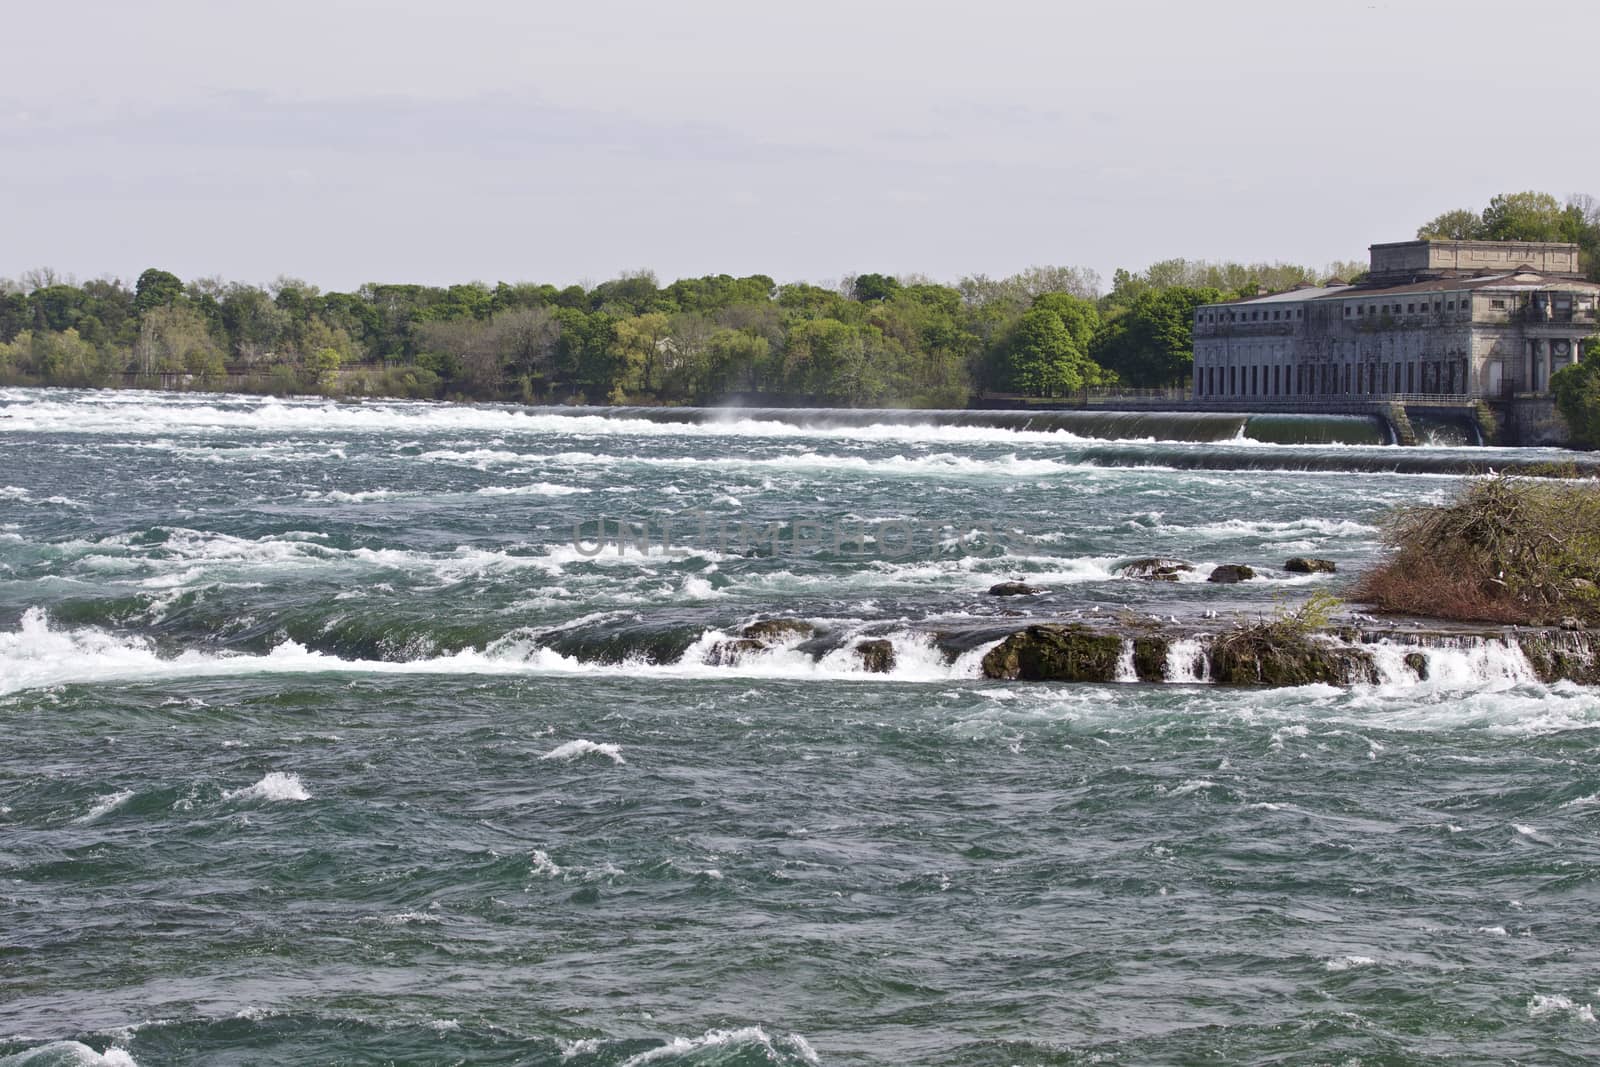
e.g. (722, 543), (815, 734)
(1116, 558), (1195, 582)
(968, 619), (1600, 687)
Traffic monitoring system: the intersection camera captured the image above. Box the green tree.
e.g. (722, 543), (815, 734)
(1004, 306), (1105, 396)
(612, 311), (673, 395)
(851, 273), (901, 303)
(134, 305), (223, 377)
(1092, 286), (1221, 387)
(133, 268), (185, 314)
(1552, 354), (1600, 447)
(1417, 208), (1483, 240)
(1479, 191), (1569, 242)
(310, 347), (341, 393)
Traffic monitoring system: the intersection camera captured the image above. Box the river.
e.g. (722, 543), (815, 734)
(2, 388), (1596, 1065)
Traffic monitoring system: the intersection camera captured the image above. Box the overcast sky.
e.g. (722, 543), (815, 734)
(5, 0), (1598, 293)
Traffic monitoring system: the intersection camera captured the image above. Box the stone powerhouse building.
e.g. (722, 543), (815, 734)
(1193, 240), (1598, 402)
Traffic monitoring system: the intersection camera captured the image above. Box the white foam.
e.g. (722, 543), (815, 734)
(302, 489), (405, 503)
(476, 483), (591, 497)
(1164, 638), (1211, 683)
(1367, 638), (1539, 689)
(223, 772), (311, 803)
(0, 391), (1088, 451)
(0, 610), (996, 696)
(619, 1027), (819, 1067)
(541, 740), (625, 764)
(1113, 639), (1139, 682)
(0, 1043), (139, 1066)
(425, 445), (1083, 481)
(73, 789), (134, 824)
(1153, 516), (1378, 539)
(1528, 994), (1596, 1022)
(1323, 955), (1376, 972)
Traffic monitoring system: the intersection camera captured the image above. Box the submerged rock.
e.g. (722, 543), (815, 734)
(1284, 557), (1338, 574)
(1207, 564), (1257, 584)
(1117, 557), (1195, 582)
(981, 624), (1124, 682)
(988, 581), (1043, 597)
(855, 638), (897, 674)
(740, 618), (816, 642)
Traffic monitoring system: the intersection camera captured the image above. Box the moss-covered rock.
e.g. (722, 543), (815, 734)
(705, 638), (767, 665)
(1208, 630), (1376, 686)
(855, 638), (897, 674)
(1284, 557), (1337, 574)
(1517, 632), (1600, 685)
(741, 618), (816, 642)
(981, 624), (1125, 682)
(1132, 636), (1168, 682)
(1403, 652), (1428, 680)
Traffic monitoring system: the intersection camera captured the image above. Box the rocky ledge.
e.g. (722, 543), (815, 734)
(976, 620), (1600, 687)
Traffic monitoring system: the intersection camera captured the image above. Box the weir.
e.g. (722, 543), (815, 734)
(545, 404), (1401, 446)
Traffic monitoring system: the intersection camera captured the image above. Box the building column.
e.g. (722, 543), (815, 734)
(1541, 341), (1552, 394)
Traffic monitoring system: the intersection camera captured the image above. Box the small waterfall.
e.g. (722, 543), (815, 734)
(1164, 638), (1212, 683)
(1362, 633), (1543, 686)
(1241, 413), (1392, 446)
(1114, 639), (1139, 683)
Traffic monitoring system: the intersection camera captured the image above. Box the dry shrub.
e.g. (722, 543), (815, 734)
(1355, 476), (1600, 624)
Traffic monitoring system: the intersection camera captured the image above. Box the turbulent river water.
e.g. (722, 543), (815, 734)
(2, 388), (1598, 1066)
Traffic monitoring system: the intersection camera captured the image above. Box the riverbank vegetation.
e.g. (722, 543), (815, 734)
(5, 189), (1594, 409)
(1552, 342), (1600, 448)
(0, 260), (1351, 407)
(1355, 476), (1600, 625)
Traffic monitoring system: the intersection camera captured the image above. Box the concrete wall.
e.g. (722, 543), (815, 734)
(1506, 396), (1573, 446)
(1369, 240), (1582, 279)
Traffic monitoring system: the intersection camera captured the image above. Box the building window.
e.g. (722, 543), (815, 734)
(1251, 311), (1259, 321)
(1407, 303), (1415, 313)
(1344, 307), (1351, 317)
(1433, 302), (1441, 312)
(1446, 301), (1453, 310)
(1491, 299), (1506, 309)
(1356, 306), (1363, 316)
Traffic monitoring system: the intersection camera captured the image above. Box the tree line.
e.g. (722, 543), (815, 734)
(0, 261), (1353, 406)
(3, 188), (1592, 408)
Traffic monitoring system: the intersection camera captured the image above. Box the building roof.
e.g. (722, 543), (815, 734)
(1207, 284), (1352, 306)
(1308, 272), (1600, 300)
(1200, 271), (1600, 309)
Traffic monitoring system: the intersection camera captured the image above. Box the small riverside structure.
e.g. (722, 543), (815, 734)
(1191, 239), (1600, 445)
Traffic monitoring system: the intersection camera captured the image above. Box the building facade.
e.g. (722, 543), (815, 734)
(1192, 240), (1599, 400)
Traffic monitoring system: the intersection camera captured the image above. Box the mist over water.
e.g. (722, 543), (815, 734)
(2, 388), (1597, 1065)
